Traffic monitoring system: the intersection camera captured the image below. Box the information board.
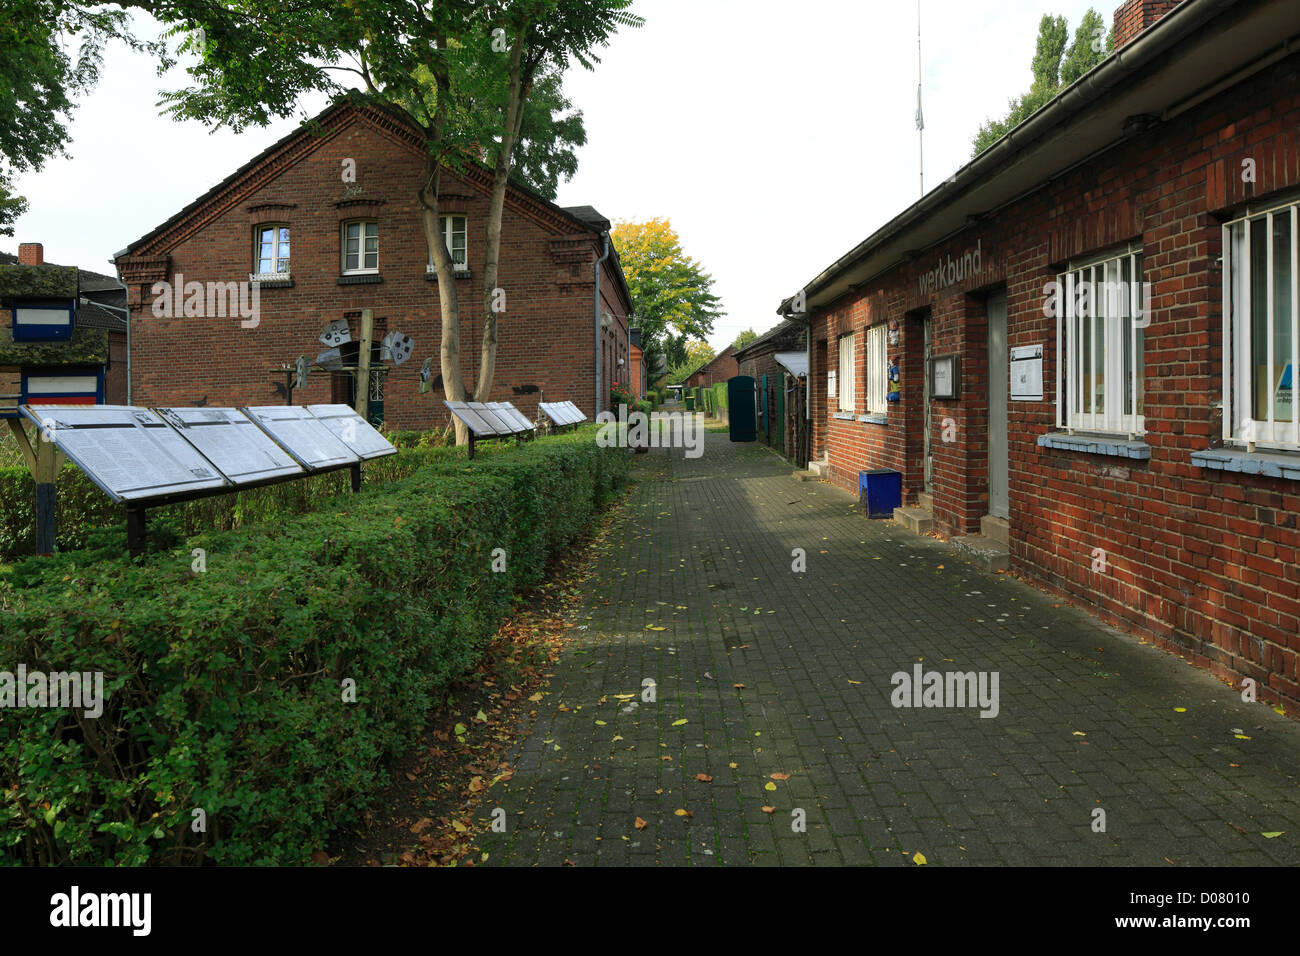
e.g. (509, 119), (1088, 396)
(308, 404), (398, 460)
(156, 406), (304, 483)
(241, 405), (359, 469)
(1010, 345), (1044, 401)
(20, 404), (228, 502)
(538, 401), (585, 427)
(445, 401), (511, 437)
(487, 402), (534, 433)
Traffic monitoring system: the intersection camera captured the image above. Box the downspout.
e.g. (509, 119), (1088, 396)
(594, 232), (610, 416)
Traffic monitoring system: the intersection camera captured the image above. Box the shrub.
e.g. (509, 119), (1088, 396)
(0, 428), (627, 865)
(0, 441), (444, 561)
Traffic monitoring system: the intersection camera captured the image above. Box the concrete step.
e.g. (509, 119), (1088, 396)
(893, 506), (933, 535)
(806, 458), (830, 477)
(792, 469), (819, 482)
(980, 514), (1010, 548)
(951, 534), (1010, 573)
(917, 492), (934, 512)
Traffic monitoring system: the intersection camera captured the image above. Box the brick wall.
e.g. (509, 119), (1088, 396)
(116, 106), (629, 429)
(805, 51), (1300, 708)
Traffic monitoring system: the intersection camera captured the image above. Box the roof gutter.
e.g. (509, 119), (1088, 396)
(778, 0), (1241, 315)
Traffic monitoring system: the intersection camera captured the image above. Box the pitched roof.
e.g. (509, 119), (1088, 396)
(0, 326), (108, 366)
(733, 319), (803, 359)
(117, 98), (623, 258)
(75, 301), (127, 333)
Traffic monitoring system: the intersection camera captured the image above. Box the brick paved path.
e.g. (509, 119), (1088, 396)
(481, 426), (1300, 866)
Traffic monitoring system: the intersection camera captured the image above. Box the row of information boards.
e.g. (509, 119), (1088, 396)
(444, 399), (587, 458)
(19, 403), (395, 505)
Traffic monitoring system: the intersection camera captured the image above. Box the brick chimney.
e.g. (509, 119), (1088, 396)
(1112, 0), (1181, 50)
(17, 242), (44, 266)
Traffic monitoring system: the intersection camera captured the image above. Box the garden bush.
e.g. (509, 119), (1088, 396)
(0, 445), (440, 561)
(0, 427), (627, 865)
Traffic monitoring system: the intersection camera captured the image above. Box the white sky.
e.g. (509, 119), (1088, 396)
(11, 0), (1108, 350)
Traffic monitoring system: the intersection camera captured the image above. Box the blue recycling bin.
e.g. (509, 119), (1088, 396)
(859, 469), (901, 518)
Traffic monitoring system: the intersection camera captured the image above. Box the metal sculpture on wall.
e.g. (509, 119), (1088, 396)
(381, 330), (414, 366)
(319, 319), (351, 348)
(419, 357), (433, 394)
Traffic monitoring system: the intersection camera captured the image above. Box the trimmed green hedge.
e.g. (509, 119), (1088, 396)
(0, 428), (627, 865)
(0, 447), (438, 561)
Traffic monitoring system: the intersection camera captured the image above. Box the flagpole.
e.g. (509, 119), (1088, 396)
(917, 0), (924, 197)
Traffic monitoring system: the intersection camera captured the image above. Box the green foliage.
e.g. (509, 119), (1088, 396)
(1060, 8), (1112, 85)
(0, 0), (151, 235)
(609, 382), (632, 410)
(711, 382), (728, 413)
(0, 444), (441, 561)
(611, 219), (723, 376)
(971, 9), (1110, 157)
(0, 429), (627, 865)
(731, 328), (758, 351)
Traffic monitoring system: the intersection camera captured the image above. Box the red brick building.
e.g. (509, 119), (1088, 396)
(684, 345), (740, 388)
(779, 0), (1300, 708)
(113, 101), (632, 427)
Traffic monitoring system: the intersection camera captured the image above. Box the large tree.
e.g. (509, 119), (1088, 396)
(610, 217), (722, 378)
(3, 0), (637, 442)
(0, 0), (155, 236)
(971, 10), (1111, 157)
(463, 0), (640, 408)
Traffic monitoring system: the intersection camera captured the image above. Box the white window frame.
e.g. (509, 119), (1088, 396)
(865, 323), (888, 414)
(837, 333), (856, 412)
(342, 220), (379, 274)
(253, 224), (290, 278)
(1055, 247), (1145, 437)
(427, 215), (468, 273)
(1223, 197), (1300, 451)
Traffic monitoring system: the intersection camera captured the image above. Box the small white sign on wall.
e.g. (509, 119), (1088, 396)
(1011, 344), (1044, 401)
(828, 370), (837, 397)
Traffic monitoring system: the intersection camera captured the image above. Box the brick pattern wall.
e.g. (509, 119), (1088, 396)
(1113, 0), (1181, 49)
(805, 52), (1300, 707)
(117, 108), (630, 429)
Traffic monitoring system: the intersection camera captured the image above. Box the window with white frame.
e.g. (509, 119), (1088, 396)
(342, 220), (379, 273)
(428, 215), (468, 272)
(1055, 249), (1145, 436)
(1224, 199), (1299, 450)
(837, 333), (856, 412)
(254, 225), (290, 276)
(865, 323), (888, 414)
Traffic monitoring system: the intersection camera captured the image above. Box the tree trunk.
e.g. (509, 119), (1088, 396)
(424, 37), (469, 446)
(473, 25), (528, 403)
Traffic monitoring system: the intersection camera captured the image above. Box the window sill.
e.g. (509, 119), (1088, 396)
(1036, 431), (1151, 460)
(338, 274), (383, 286)
(250, 272), (292, 287)
(425, 267), (472, 281)
(832, 411), (855, 421)
(857, 413), (888, 425)
(1191, 447), (1300, 481)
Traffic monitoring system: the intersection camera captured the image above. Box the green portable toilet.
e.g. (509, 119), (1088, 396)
(727, 375), (756, 442)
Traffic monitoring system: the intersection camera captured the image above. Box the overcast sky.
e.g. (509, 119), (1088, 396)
(11, 0), (1108, 350)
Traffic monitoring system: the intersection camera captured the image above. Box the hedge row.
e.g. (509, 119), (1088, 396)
(0, 446), (440, 561)
(0, 428), (627, 865)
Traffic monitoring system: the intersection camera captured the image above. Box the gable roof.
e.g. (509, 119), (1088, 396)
(733, 319), (803, 360)
(116, 98), (624, 261)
